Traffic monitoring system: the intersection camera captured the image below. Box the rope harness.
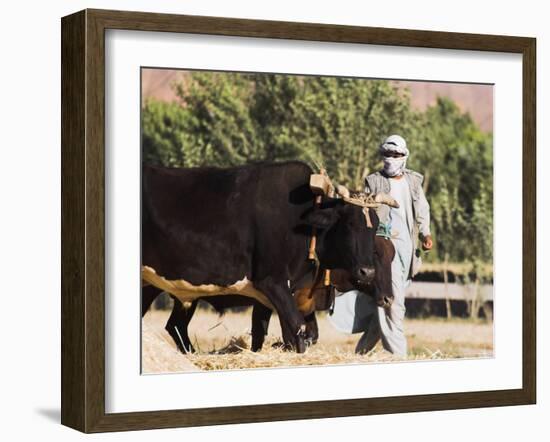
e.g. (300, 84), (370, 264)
(304, 169), (398, 312)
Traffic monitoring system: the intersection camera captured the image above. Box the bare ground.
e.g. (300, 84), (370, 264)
(142, 308), (493, 374)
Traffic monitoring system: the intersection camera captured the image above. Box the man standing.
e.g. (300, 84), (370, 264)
(329, 134), (432, 357)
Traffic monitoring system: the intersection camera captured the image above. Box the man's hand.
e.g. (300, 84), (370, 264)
(422, 234), (433, 251)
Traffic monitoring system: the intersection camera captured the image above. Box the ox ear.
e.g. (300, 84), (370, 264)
(302, 207), (340, 229)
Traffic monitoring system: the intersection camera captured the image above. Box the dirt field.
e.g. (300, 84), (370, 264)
(142, 307), (493, 374)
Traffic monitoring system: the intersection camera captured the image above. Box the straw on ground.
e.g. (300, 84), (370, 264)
(142, 308), (493, 373)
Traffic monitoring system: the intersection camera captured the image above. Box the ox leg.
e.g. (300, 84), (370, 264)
(304, 312), (319, 346)
(251, 303), (272, 352)
(255, 278), (306, 353)
(165, 297), (198, 354)
(142, 285), (162, 317)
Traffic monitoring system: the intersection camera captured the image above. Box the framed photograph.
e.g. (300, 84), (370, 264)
(61, 9), (536, 433)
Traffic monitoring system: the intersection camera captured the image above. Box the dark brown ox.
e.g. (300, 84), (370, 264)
(141, 161), (394, 353)
(153, 234), (395, 354)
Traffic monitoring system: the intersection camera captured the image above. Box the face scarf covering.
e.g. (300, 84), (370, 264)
(382, 155), (408, 177)
(379, 135), (410, 177)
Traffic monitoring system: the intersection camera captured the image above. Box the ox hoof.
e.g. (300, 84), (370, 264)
(271, 340), (286, 350)
(174, 342), (195, 354)
(272, 339), (306, 353)
(181, 346), (195, 354)
(295, 331), (307, 354)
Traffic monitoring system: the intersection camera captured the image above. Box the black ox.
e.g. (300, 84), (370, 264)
(142, 161), (386, 353)
(148, 234), (395, 355)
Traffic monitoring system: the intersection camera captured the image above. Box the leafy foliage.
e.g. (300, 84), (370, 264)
(141, 73), (493, 267)
(142, 99), (187, 166)
(407, 98), (493, 267)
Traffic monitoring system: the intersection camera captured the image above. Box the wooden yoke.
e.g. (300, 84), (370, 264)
(308, 169), (334, 286)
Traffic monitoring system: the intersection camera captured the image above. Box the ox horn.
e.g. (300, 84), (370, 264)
(374, 192), (400, 208)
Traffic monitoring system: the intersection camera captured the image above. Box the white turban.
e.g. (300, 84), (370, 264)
(379, 134), (409, 177)
(379, 134), (409, 156)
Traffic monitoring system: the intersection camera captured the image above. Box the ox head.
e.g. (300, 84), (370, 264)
(371, 236), (396, 308)
(328, 236), (396, 308)
(303, 199), (378, 286)
(303, 179), (398, 299)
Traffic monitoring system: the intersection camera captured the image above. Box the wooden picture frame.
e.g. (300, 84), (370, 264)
(61, 8), (536, 433)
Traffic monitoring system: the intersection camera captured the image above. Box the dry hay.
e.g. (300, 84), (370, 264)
(142, 318), (201, 374)
(185, 335), (447, 371)
(142, 308), (493, 373)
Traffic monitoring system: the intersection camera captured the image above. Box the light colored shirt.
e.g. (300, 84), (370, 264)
(389, 177), (412, 246)
(365, 169), (431, 238)
(365, 169), (431, 279)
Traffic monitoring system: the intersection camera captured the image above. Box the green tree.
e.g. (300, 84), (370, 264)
(142, 99), (188, 167)
(141, 75), (493, 272)
(466, 183), (493, 317)
(430, 180), (467, 317)
(173, 72), (261, 167)
(407, 97), (493, 265)
(250, 75), (416, 189)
